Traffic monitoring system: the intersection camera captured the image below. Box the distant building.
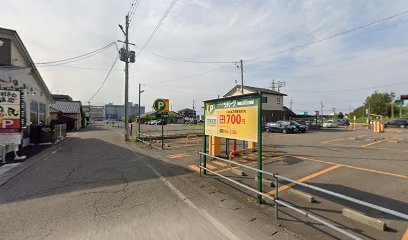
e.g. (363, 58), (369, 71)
(178, 108), (196, 123)
(224, 85), (295, 125)
(83, 105), (104, 121)
(178, 108), (196, 118)
(50, 101), (82, 131)
(105, 102), (145, 121)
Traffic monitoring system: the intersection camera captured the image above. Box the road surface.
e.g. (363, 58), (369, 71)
(0, 124), (299, 240)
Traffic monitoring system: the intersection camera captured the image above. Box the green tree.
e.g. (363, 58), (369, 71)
(338, 112), (344, 119)
(364, 91), (392, 116)
(167, 112), (176, 123)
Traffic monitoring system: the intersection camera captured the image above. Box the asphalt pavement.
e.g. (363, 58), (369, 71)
(0, 124), (300, 240)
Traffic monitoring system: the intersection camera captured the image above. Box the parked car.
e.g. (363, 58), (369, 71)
(278, 120), (308, 133)
(265, 122), (298, 134)
(147, 120), (159, 125)
(338, 119), (350, 126)
(323, 119), (339, 128)
(154, 119), (167, 125)
(384, 119), (408, 128)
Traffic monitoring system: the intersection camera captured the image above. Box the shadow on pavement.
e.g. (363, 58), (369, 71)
(0, 136), (193, 205)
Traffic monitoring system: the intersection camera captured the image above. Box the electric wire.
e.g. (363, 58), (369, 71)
(35, 42), (116, 65)
(245, 10), (408, 62)
(88, 55), (120, 102)
(129, 0), (141, 24)
(135, 0), (179, 58)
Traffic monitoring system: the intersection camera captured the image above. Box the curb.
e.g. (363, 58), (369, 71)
(288, 188), (316, 203)
(342, 208), (386, 231)
(254, 176), (275, 187)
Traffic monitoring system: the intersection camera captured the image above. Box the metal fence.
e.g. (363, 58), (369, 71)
(198, 152), (408, 240)
(51, 124), (66, 143)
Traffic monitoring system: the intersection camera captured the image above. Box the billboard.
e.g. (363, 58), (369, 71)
(0, 89), (24, 130)
(205, 95), (259, 142)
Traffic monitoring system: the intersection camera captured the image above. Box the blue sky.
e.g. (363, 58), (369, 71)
(1, 0), (408, 114)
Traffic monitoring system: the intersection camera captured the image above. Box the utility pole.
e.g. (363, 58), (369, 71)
(119, 14), (136, 141)
(320, 101), (324, 117)
(240, 59), (244, 94)
(290, 99), (293, 110)
(124, 15), (130, 141)
(138, 83), (144, 139)
(349, 104), (351, 119)
(332, 107), (336, 116)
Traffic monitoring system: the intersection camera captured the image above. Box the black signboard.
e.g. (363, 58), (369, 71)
(0, 38), (11, 66)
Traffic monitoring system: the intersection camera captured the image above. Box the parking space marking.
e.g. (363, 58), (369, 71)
(167, 153), (190, 159)
(402, 227), (408, 240)
(294, 156), (408, 179)
(360, 138), (391, 148)
(188, 165), (201, 172)
(211, 160), (228, 167)
(264, 164), (342, 197)
(321, 135), (367, 144)
(215, 155), (286, 174)
(206, 163), (218, 170)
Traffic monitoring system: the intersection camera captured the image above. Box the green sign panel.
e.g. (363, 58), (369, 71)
(395, 100), (404, 106)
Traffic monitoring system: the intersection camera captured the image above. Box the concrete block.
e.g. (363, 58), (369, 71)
(288, 189), (316, 203)
(231, 168), (246, 176)
(342, 208), (386, 231)
(254, 176), (275, 187)
(354, 136), (366, 140)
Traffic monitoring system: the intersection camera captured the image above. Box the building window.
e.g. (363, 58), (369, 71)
(39, 103), (46, 124)
(277, 97), (281, 104)
(30, 100), (38, 124)
(262, 97), (268, 103)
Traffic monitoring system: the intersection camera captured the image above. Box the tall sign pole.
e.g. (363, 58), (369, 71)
(124, 15), (130, 141)
(240, 59), (244, 94)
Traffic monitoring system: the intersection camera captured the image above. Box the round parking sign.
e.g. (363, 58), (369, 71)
(153, 99), (168, 112)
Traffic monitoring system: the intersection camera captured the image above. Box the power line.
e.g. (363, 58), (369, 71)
(88, 55), (120, 102)
(245, 10), (408, 62)
(36, 64), (122, 71)
(135, 0), (179, 58)
(145, 50), (236, 64)
(129, 0), (141, 24)
(146, 66), (226, 84)
(35, 42), (115, 65)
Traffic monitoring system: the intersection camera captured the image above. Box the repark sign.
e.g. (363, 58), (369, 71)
(153, 99), (169, 113)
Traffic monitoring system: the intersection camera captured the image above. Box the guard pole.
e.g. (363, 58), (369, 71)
(161, 116), (164, 150)
(203, 103), (207, 175)
(257, 93), (263, 204)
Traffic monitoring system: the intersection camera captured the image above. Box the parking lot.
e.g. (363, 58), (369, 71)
(130, 124), (408, 239)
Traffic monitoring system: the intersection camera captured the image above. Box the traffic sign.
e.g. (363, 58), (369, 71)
(153, 99), (169, 113)
(395, 100), (404, 106)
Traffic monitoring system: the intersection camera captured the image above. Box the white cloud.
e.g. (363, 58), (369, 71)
(1, 0), (408, 114)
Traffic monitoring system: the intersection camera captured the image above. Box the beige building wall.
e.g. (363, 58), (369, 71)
(227, 87), (284, 111)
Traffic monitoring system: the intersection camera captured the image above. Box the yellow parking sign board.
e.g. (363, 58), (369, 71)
(205, 95), (259, 142)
